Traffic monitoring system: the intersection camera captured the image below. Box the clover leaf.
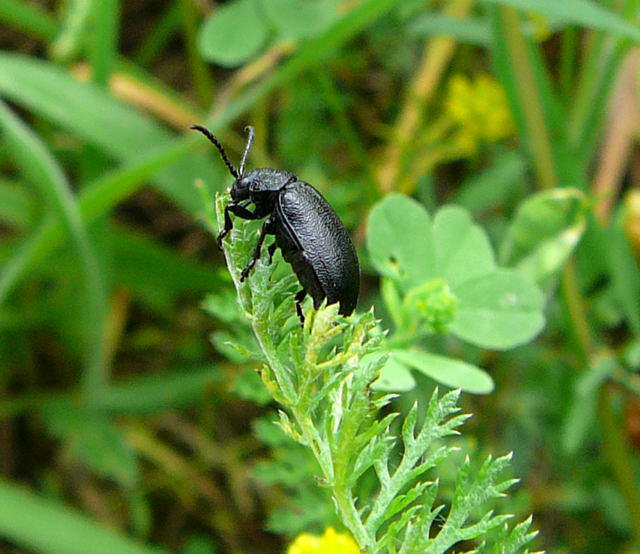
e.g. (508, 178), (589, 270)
(367, 194), (546, 393)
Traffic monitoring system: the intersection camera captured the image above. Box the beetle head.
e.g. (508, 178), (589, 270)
(190, 125), (294, 202)
(230, 174), (252, 201)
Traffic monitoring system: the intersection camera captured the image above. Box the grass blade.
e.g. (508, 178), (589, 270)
(0, 479), (166, 554)
(0, 101), (109, 396)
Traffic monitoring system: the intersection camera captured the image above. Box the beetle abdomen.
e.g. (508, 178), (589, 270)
(275, 182), (359, 316)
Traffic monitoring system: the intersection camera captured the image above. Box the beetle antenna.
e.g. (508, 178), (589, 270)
(190, 125), (238, 179)
(238, 126), (255, 177)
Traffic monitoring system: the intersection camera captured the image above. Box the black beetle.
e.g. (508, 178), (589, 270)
(191, 124), (359, 320)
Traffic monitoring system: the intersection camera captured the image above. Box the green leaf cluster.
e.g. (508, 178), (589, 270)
(366, 194), (546, 393)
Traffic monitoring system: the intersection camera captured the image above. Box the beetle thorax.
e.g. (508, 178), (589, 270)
(241, 168), (295, 193)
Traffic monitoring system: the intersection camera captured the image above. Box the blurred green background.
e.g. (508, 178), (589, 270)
(1, 0), (640, 552)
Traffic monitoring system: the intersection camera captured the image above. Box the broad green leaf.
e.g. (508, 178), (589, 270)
(44, 407), (139, 488)
(562, 357), (615, 454)
(392, 349), (494, 394)
(502, 188), (587, 285)
(372, 355), (416, 392)
(433, 205), (496, 287)
(366, 194), (436, 290)
(0, 478), (165, 554)
(261, 0), (339, 41)
(380, 277), (405, 329)
(485, 0), (640, 42)
(198, 0), (269, 67)
(451, 269), (545, 349)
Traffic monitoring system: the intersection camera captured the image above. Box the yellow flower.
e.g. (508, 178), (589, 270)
(443, 73), (515, 156)
(286, 527), (359, 554)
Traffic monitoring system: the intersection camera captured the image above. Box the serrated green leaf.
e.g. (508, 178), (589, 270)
(451, 269), (545, 350)
(392, 350), (494, 394)
(198, 0), (269, 67)
(433, 205), (496, 287)
(366, 194), (436, 290)
(502, 188), (587, 285)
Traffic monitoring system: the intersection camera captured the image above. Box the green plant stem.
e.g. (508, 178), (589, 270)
(49, 0), (93, 62)
(560, 260), (593, 362)
(89, 0), (118, 87)
(568, 26), (627, 171)
(297, 415), (371, 548)
(497, 7), (558, 189)
(559, 26), (577, 100)
(217, 199), (376, 550)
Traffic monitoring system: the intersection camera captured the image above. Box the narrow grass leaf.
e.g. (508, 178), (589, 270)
(607, 215), (640, 334)
(0, 138), (195, 307)
(0, 479), (166, 554)
(484, 0), (640, 42)
(0, 0), (57, 41)
(0, 101), (108, 394)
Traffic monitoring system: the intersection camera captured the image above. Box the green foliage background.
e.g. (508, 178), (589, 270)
(0, 0), (639, 552)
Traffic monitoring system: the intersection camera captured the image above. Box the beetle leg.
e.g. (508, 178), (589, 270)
(267, 242), (277, 264)
(229, 203), (261, 219)
(240, 217), (274, 282)
(295, 289), (307, 323)
(216, 201), (255, 249)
